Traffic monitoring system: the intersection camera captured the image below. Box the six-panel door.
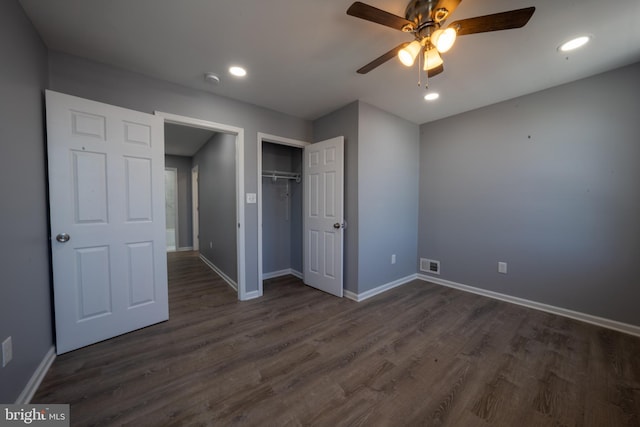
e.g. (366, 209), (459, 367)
(46, 90), (168, 354)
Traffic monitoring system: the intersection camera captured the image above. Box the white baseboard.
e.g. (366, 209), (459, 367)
(199, 254), (238, 292)
(344, 274), (418, 302)
(243, 290), (263, 300)
(418, 274), (640, 338)
(344, 290), (358, 301)
(16, 346), (56, 404)
(262, 269), (303, 280)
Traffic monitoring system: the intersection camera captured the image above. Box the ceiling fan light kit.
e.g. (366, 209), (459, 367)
(347, 0), (535, 81)
(423, 48), (443, 70)
(431, 27), (456, 52)
(398, 40), (423, 66)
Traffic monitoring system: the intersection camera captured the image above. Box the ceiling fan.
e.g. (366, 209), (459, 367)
(347, 0), (535, 77)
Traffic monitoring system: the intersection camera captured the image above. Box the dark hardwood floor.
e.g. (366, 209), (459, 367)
(34, 251), (640, 426)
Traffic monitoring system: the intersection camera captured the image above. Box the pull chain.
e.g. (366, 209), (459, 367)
(424, 60), (429, 90)
(417, 48), (422, 87)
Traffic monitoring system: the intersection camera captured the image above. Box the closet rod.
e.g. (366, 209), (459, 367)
(261, 169), (301, 182)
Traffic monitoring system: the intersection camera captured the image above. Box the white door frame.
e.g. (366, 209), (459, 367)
(156, 112), (247, 300)
(257, 132), (310, 297)
(191, 164), (199, 251)
(165, 167), (179, 251)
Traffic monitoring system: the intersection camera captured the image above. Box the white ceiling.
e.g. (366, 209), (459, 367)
(19, 0), (640, 124)
(164, 123), (215, 157)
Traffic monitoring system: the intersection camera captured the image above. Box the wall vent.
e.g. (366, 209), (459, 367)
(420, 258), (440, 275)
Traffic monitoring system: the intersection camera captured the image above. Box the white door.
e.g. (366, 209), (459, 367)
(303, 136), (344, 297)
(46, 90), (168, 354)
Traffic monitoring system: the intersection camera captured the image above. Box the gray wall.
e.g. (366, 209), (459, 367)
(419, 62), (640, 326)
(165, 155), (193, 249)
(262, 142), (303, 275)
(313, 102), (359, 293)
(194, 133), (238, 281)
(313, 101), (419, 295)
(48, 51), (313, 293)
(358, 102), (419, 292)
(0, 0), (53, 403)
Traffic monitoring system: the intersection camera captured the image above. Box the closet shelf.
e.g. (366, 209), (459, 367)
(262, 169), (301, 183)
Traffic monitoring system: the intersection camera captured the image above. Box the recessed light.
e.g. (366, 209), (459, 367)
(424, 92), (440, 101)
(558, 35), (591, 52)
(229, 66), (247, 77)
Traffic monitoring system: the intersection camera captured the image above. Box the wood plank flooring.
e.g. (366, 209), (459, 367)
(34, 251), (640, 426)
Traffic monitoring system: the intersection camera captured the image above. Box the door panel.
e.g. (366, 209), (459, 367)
(303, 137), (344, 297)
(125, 156), (153, 221)
(75, 246), (112, 319)
(46, 90), (168, 354)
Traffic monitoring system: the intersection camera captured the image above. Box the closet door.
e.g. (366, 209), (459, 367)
(303, 136), (344, 297)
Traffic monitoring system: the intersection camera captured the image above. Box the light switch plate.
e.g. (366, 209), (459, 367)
(498, 262), (508, 274)
(246, 193), (257, 204)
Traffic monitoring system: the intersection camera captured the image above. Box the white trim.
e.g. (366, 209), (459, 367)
(344, 290), (359, 302)
(257, 132), (310, 297)
(167, 246), (193, 253)
(418, 274), (640, 338)
(259, 133), (311, 148)
(343, 274), (418, 302)
(191, 165), (199, 251)
(262, 268), (303, 280)
(199, 254), (238, 292)
(155, 111), (246, 300)
(16, 346), (56, 404)
(243, 290), (263, 300)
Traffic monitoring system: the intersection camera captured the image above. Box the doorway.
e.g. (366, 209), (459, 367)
(257, 133), (309, 297)
(158, 112), (247, 300)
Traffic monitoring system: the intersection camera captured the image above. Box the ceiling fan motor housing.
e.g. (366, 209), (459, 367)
(405, 0), (448, 26)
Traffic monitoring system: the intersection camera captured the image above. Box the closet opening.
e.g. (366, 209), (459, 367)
(257, 133), (310, 296)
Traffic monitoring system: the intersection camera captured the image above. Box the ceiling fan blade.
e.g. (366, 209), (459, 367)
(357, 42), (410, 74)
(433, 0), (462, 21)
(347, 2), (415, 32)
(428, 64), (444, 78)
(449, 7), (535, 36)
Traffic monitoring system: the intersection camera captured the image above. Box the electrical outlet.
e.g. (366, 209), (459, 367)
(391, 254), (396, 264)
(498, 262), (508, 274)
(2, 336), (12, 367)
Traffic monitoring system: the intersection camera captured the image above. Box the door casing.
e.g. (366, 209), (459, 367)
(156, 112), (247, 300)
(257, 133), (310, 297)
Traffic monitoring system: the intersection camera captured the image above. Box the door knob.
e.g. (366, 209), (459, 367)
(333, 223), (341, 229)
(56, 233), (70, 243)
